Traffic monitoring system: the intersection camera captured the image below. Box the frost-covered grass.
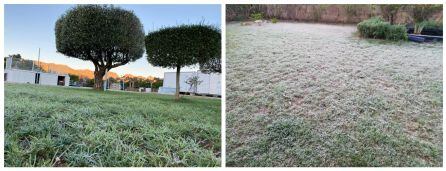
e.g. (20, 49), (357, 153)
(4, 83), (221, 167)
(226, 22), (442, 167)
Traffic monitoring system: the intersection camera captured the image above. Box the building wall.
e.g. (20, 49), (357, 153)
(5, 69), (36, 84)
(39, 72), (58, 86)
(196, 73), (210, 94)
(163, 71), (221, 95)
(164, 72), (198, 93)
(209, 74), (222, 95)
(109, 83), (122, 90)
(5, 69), (70, 86)
(65, 76), (70, 86)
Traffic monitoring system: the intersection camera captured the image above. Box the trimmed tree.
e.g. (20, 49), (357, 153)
(145, 24), (221, 100)
(55, 5), (145, 90)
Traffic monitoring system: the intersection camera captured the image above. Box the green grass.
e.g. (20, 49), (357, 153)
(226, 22), (442, 167)
(4, 83), (221, 167)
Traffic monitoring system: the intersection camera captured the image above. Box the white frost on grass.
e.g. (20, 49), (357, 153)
(226, 22), (443, 166)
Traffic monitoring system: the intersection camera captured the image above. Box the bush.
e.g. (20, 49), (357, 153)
(271, 18), (278, 24)
(420, 20), (443, 30)
(357, 17), (407, 41)
(386, 25), (408, 41)
(250, 13), (263, 21)
(357, 17), (387, 39)
(414, 22), (425, 34)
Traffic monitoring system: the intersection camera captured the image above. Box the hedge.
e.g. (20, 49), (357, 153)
(357, 17), (408, 41)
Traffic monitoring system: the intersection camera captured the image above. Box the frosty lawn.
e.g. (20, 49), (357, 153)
(226, 22), (442, 166)
(4, 83), (221, 167)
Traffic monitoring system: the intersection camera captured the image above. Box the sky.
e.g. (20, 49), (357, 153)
(4, 4), (221, 78)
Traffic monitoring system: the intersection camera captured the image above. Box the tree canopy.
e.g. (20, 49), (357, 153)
(379, 5), (405, 24)
(411, 4), (443, 23)
(145, 24), (221, 100)
(55, 5), (145, 89)
(145, 24), (221, 69)
(200, 57), (221, 73)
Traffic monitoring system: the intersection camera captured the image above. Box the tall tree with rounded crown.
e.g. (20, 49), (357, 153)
(55, 5), (145, 90)
(145, 24), (221, 100)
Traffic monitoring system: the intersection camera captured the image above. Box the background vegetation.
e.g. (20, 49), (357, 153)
(226, 4), (442, 25)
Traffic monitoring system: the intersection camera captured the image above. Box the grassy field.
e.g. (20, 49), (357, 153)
(4, 83), (221, 167)
(226, 22), (442, 167)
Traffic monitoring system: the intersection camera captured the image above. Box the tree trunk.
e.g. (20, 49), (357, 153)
(94, 67), (106, 90)
(390, 14), (394, 25)
(175, 66), (181, 100)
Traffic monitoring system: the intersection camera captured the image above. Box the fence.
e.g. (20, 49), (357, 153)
(226, 4), (443, 24)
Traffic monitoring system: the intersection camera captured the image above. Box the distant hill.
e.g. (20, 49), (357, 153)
(37, 61), (119, 79)
(36, 61), (156, 80)
(5, 56), (159, 80)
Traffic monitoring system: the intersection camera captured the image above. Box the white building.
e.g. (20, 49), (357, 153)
(4, 57), (70, 86)
(109, 82), (123, 90)
(160, 71), (221, 96)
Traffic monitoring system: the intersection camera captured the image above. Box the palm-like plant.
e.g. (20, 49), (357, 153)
(185, 75), (203, 95)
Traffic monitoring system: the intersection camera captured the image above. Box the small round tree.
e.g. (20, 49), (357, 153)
(145, 24), (221, 100)
(55, 5), (145, 90)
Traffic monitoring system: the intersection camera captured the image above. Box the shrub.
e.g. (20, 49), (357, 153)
(386, 25), (408, 41)
(421, 20), (443, 30)
(271, 18), (278, 24)
(250, 13), (263, 21)
(414, 22), (425, 34)
(357, 17), (388, 39)
(357, 17), (407, 41)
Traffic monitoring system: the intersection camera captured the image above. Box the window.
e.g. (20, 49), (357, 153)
(35, 73), (40, 84)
